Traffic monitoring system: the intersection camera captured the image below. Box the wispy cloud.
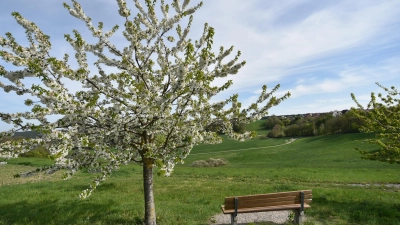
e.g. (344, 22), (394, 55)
(201, 0), (400, 92)
(278, 56), (400, 98)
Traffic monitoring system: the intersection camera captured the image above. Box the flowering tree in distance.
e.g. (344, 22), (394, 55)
(351, 83), (400, 164)
(0, 0), (290, 224)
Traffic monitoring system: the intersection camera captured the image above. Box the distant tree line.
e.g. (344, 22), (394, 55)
(0, 136), (26, 143)
(266, 111), (364, 138)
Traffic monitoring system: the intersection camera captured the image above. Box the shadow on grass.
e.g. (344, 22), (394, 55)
(15, 161), (34, 166)
(0, 199), (144, 225)
(310, 195), (400, 225)
(300, 133), (375, 144)
(0, 178), (146, 225)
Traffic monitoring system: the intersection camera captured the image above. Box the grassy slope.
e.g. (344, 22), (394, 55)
(183, 133), (400, 184)
(190, 135), (288, 155)
(245, 118), (270, 135)
(0, 122), (399, 224)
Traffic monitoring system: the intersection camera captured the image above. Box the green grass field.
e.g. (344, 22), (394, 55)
(245, 118), (270, 135)
(0, 125), (399, 224)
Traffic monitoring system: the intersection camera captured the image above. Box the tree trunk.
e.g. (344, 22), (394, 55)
(143, 158), (156, 225)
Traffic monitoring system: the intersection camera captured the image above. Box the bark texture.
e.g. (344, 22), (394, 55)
(143, 158), (156, 225)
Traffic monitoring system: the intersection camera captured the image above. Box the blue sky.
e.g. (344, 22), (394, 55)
(1, 0), (400, 132)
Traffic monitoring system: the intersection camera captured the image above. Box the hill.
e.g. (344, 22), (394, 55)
(13, 131), (41, 139)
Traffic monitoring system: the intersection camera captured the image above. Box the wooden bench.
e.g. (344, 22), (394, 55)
(221, 190), (312, 225)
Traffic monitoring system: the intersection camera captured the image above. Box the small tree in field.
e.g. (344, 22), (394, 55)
(0, 0), (290, 224)
(351, 82), (400, 164)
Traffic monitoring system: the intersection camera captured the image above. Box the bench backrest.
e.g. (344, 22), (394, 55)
(224, 190), (312, 211)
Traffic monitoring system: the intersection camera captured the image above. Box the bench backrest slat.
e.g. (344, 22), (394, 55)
(225, 190), (312, 201)
(225, 194), (312, 204)
(224, 190), (312, 210)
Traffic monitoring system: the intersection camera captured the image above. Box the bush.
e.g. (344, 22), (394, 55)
(190, 160), (209, 167)
(19, 146), (50, 158)
(232, 122), (247, 134)
(267, 124), (285, 138)
(265, 117), (283, 129)
(190, 158), (228, 167)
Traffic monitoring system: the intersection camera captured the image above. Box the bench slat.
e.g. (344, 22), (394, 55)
(224, 194), (312, 206)
(224, 190), (312, 201)
(225, 193), (312, 202)
(224, 192), (312, 210)
(224, 199), (312, 210)
(222, 203), (311, 214)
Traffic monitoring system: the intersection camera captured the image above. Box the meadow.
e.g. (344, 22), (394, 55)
(0, 120), (399, 225)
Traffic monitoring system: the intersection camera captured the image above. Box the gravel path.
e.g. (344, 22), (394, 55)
(210, 210), (292, 225)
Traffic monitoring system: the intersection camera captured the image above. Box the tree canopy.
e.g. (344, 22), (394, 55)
(351, 82), (400, 164)
(0, 0), (290, 224)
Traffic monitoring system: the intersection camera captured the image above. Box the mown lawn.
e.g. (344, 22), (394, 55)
(0, 132), (399, 225)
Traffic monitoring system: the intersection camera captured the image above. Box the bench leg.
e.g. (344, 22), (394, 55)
(294, 210), (305, 224)
(230, 214), (238, 225)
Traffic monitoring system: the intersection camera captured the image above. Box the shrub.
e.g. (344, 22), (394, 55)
(232, 122), (247, 134)
(267, 124), (285, 138)
(19, 146), (50, 158)
(190, 158), (228, 167)
(190, 160), (209, 167)
(265, 116), (283, 129)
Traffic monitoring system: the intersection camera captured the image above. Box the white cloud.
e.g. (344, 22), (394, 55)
(199, 0), (400, 93)
(1, 0), (400, 131)
(275, 56), (400, 98)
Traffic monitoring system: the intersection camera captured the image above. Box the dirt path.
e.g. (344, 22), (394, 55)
(190, 138), (297, 156)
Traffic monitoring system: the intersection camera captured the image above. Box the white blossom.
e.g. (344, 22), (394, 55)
(0, 1), (290, 224)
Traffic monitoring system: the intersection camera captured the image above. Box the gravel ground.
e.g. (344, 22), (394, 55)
(210, 210), (292, 225)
